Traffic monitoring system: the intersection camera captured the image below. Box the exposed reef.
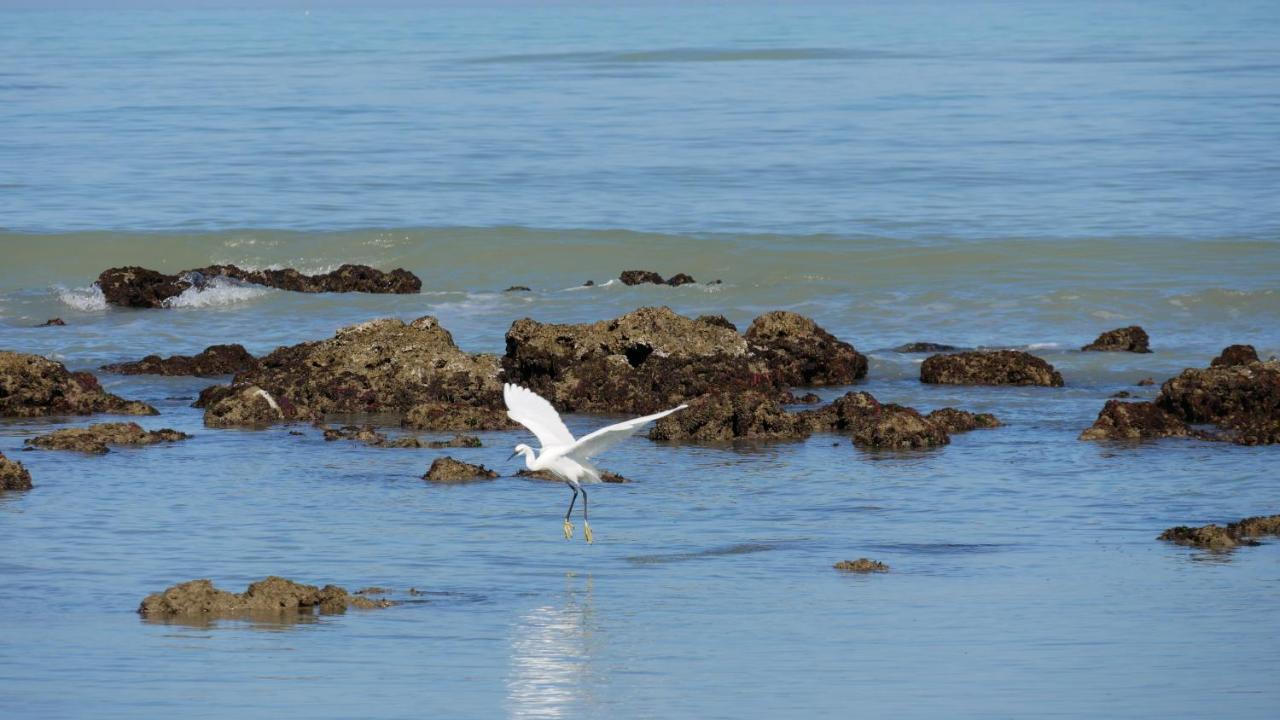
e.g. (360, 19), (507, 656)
(926, 408), (1002, 434)
(102, 344), (258, 377)
(920, 350), (1064, 387)
(0, 351), (156, 417)
(25, 422), (190, 454)
(517, 468), (628, 483)
(1082, 326), (1151, 353)
(424, 457), (499, 483)
(98, 263), (421, 308)
(138, 577), (394, 617)
(1159, 514), (1280, 550)
(618, 270), (697, 286)
(1156, 358), (1280, 445)
(1079, 401), (1192, 441)
(834, 558), (889, 573)
(1211, 344), (1259, 368)
(0, 452), (33, 491)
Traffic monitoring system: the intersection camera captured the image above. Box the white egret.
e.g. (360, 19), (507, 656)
(504, 383), (687, 543)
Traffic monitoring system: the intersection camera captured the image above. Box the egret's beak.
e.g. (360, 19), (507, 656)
(507, 450), (519, 461)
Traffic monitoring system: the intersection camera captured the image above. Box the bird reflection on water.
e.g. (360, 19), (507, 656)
(505, 573), (601, 720)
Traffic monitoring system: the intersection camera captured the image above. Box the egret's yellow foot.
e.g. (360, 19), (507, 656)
(583, 521), (594, 544)
(563, 518), (574, 540)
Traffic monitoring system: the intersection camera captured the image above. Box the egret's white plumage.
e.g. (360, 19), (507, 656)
(503, 382), (687, 542)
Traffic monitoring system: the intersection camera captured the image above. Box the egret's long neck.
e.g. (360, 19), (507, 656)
(523, 448), (538, 469)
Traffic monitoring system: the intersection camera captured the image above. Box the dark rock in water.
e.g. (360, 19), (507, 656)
(36, 318), (66, 327)
(192, 384), (236, 409)
(97, 264), (421, 308)
(321, 425), (481, 449)
(102, 343), (258, 377)
(505, 286), (531, 292)
(666, 273), (697, 286)
(402, 402), (514, 432)
(424, 457), (498, 483)
(203, 385), (286, 428)
(1082, 326), (1151, 353)
(517, 468), (628, 483)
(696, 314), (737, 331)
(926, 408), (1001, 434)
(1111, 391), (1132, 398)
(796, 391), (882, 433)
(425, 434), (483, 449)
(1158, 514), (1280, 550)
(0, 351), (157, 417)
(920, 350), (1064, 387)
(786, 391), (821, 405)
(892, 342), (957, 353)
(583, 280), (595, 287)
(25, 422), (190, 454)
(1079, 400), (1191, 441)
(619, 270), (666, 286)
(323, 425), (387, 444)
(650, 391), (804, 441)
(0, 451), (33, 491)
(800, 391), (949, 450)
(1211, 344), (1259, 367)
(1136, 377), (1156, 386)
(834, 558), (889, 573)
(201, 316), (506, 427)
(138, 576), (393, 617)
(1156, 359), (1280, 445)
(745, 310), (867, 387)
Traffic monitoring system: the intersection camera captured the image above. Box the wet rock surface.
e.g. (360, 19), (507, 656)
(138, 576), (394, 617)
(424, 456), (499, 483)
(650, 391), (803, 441)
(203, 385), (286, 427)
(696, 314), (737, 331)
(744, 310), (868, 387)
(1156, 359), (1280, 445)
(98, 264), (421, 308)
(926, 408), (1002, 434)
(1082, 325), (1151, 353)
(1159, 514), (1280, 550)
(0, 351), (157, 418)
(920, 350), (1064, 387)
(401, 402), (514, 432)
(1079, 401), (1192, 441)
(516, 468), (628, 483)
(847, 404), (949, 450)
(0, 451), (33, 491)
(25, 422), (191, 454)
(892, 342), (957, 353)
(834, 558), (889, 573)
(619, 270), (698, 286)
(201, 316), (506, 427)
(102, 344), (258, 377)
(1211, 344), (1260, 367)
(322, 425), (482, 449)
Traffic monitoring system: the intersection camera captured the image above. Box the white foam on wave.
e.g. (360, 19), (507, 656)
(56, 284), (108, 311)
(161, 277), (274, 308)
(1026, 342), (1062, 350)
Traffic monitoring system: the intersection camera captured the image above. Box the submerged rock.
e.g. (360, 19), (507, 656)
(744, 310), (868, 387)
(920, 350), (1064, 387)
(322, 424), (387, 444)
(1156, 359), (1280, 445)
(0, 351), (156, 417)
(1158, 515), (1280, 550)
(425, 434), (483, 449)
(98, 264), (421, 308)
(516, 468), (628, 483)
(1079, 400), (1192, 441)
(834, 558), (889, 573)
(201, 316), (505, 427)
(1210, 344), (1259, 367)
(619, 270), (667, 286)
(926, 408), (1002, 434)
(102, 344), (258, 377)
(1082, 326), (1151, 353)
(505, 286), (531, 292)
(0, 452), (33, 491)
(649, 391), (803, 441)
(138, 576), (393, 617)
(25, 422), (190, 454)
(322, 425), (482, 449)
(1136, 377), (1156, 386)
(891, 342), (957, 353)
(424, 457), (499, 483)
(36, 318), (66, 327)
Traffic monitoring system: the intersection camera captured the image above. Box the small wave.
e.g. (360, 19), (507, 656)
(56, 284), (107, 311)
(1026, 342), (1063, 350)
(161, 277), (274, 308)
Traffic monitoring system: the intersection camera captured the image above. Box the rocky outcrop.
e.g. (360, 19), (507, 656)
(848, 404), (949, 450)
(0, 452), (33, 491)
(0, 351), (156, 417)
(138, 576), (393, 617)
(503, 307), (862, 415)
(834, 558), (889, 573)
(517, 468), (628, 483)
(1159, 514), (1280, 550)
(424, 457), (498, 483)
(744, 311), (867, 387)
(25, 422), (190, 454)
(203, 385), (286, 427)
(926, 408), (1001, 434)
(1082, 326), (1151, 353)
(1211, 344), (1259, 367)
(1079, 401), (1192, 441)
(98, 264), (421, 308)
(920, 350), (1064, 387)
(618, 270), (697, 286)
(102, 344), (257, 377)
(1156, 359), (1280, 445)
(200, 316), (505, 427)
(649, 391), (803, 441)
(892, 342), (957, 353)
(696, 314), (737, 331)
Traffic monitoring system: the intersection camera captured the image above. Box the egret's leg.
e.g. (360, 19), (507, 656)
(563, 487), (578, 540)
(581, 488), (593, 544)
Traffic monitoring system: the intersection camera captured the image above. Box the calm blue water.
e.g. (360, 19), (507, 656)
(2, 2), (1279, 718)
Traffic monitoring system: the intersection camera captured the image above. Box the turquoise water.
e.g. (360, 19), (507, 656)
(2, 2), (1279, 718)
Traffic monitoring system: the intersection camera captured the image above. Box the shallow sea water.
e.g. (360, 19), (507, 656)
(2, 1), (1279, 718)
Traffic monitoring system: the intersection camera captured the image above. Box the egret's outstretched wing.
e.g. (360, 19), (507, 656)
(504, 383), (575, 448)
(566, 404), (688, 462)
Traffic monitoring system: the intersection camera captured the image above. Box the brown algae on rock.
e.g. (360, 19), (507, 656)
(0, 351), (156, 417)
(25, 422), (191, 454)
(138, 576), (394, 618)
(834, 559), (890, 573)
(424, 457), (499, 483)
(0, 451), (33, 491)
